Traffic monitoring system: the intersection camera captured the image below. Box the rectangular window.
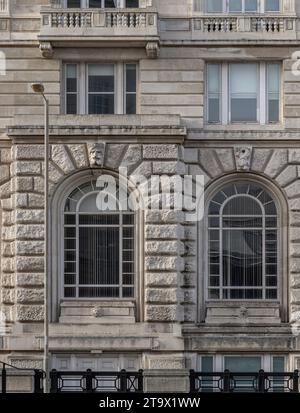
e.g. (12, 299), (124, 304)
(230, 63), (258, 122)
(64, 62), (137, 115)
(88, 64), (115, 115)
(207, 64), (221, 123)
(67, 0), (81, 7)
(67, 0), (138, 7)
(66, 64), (78, 115)
(204, 0), (279, 13)
(207, 0), (223, 12)
(267, 63), (280, 123)
(265, 0), (280, 11)
(206, 62), (280, 125)
(125, 64), (137, 115)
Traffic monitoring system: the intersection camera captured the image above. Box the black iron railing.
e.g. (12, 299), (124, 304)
(190, 369), (300, 393)
(0, 361), (44, 393)
(50, 369), (143, 393)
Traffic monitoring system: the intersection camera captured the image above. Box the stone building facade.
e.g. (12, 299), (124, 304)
(0, 0), (300, 392)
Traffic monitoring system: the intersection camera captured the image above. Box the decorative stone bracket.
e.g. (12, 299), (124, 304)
(146, 41), (160, 58)
(39, 41), (54, 59)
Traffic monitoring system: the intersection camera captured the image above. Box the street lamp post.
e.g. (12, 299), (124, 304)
(31, 83), (49, 392)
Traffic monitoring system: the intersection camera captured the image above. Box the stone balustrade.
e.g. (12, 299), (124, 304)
(41, 8), (157, 30)
(193, 15), (296, 34)
(0, 0), (8, 13)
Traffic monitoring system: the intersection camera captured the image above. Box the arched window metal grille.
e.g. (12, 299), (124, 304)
(208, 182), (278, 300)
(63, 179), (135, 299)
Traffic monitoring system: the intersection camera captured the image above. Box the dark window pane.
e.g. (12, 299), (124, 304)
(105, 0), (117, 7)
(65, 262), (76, 273)
(122, 287), (134, 297)
(126, 0), (139, 7)
(79, 227), (119, 286)
(66, 94), (77, 115)
(65, 251), (76, 261)
(126, 94), (136, 115)
(268, 99), (279, 122)
(64, 227), (76, 238)
(65, 238), (76, 249)
(64, 287), (76, 297)
(207, 0), (223, 12)
(89, 0), (102, 8)
(123, 214), (134, 225)
(208, 98), (220, 123)
(126, 64), (137, 92)
(231, 98), (257, 122)
(67, 0), (81, 7)
(64, 274), (76, 285)
(208, 289), (219, 299)
(265, 0), (280, 12)
(65, 215), (76, 225)
(79, 287), (119, 297)
(266, 289), (277, 299)
(88, 65), (114, 92)
(79, 214), (119, 225)
(88, 94), (115, 114)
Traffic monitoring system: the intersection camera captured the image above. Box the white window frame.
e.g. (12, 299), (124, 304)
(204, 0), (281, 13)
(197, 354), (287, 373)
(63, 62), (137, 115)
(63, 180), (136, 301)
(205, 62), (281, 125)
(206, 182), (279, 301)
(64, 0), (138, 8)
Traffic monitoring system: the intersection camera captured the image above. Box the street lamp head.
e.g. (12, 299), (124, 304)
(31, 83), (45, 94)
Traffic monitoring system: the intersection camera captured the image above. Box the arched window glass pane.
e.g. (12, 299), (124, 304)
(208, 182), (278, 300)
(63, 179), (135, 299)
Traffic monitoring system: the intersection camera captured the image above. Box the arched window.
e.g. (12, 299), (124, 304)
(63, 179), (135, 299)
(207, 181), (278, 300)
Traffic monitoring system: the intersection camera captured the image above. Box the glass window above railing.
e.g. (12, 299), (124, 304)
(65, 0), (140, 8)
(202, 0), (280, 13)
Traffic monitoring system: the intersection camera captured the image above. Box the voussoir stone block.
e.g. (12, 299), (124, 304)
(184, 148), (199, 163)
(1, 289), (15, 304)
(215, 149), (235, 172)
(67, 144), (88, 169)
(105, 144), (126, 169)
(290, 258), (300, 273)
(145, 224), (184, 240)
(51, 145), (75, 175)
(276, 166), (298, 187)
(143, 144), (179, 160)
(16, 305), (44, 322)
(120, 145), (142, 171)
(264, 149), (288, 178)
(16, 288), (44, 304)
(251, 149), (273, 172)
(291, 274), (300, 288)
(14, 177), (33, 191)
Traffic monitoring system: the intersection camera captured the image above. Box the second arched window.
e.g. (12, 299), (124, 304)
(208, 181), (278, 301)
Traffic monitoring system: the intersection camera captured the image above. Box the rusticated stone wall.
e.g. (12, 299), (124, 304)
(0, 142), (187, 324)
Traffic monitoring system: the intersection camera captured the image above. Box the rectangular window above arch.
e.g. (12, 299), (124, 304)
(66, 0), (140, 8)
(199, 0), (281, 13)
(206, 62), (281, 125)
(64, 62), (137, 115)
